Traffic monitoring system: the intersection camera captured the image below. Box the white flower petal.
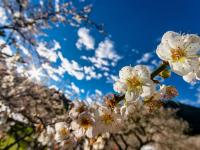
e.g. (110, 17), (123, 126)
(55, 122), (68, 131)
(85, 127), (97, 138)
(170, 62), (188, 75)
(119, 66), (133, 80)
(125, 92), (137, 102)
(134, 65), (150, 79)
(71, 121), (80, 130)
(141, 85), (154, 98)
(167, 33), (185, 50)
(184, 34), (200, 43)
(113, 81), (127, 93)
(161, 31), (179, 43)
(156, 42), (172, 61)
(185, 43), (200, 56)
(183, 72), (196, 83)
(196, 70), (200, 80)
(74, 128), (85, 138)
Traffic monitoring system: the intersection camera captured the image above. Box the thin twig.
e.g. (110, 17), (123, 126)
(3, 130), (34, 150)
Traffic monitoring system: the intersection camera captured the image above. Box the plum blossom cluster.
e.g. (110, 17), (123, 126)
(113, 65), (156, 102)
(113, 31), (200, 114)
(36, 81), (178, 149)
(113, 65), (178, 113)
(36, 100), (124, 149)
(1, 31), (200, 149)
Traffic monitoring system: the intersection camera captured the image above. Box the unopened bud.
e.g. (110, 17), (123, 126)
(159, 69), (171, 79)
(162, 86), (178, 100)
(104, 94), (117, 109)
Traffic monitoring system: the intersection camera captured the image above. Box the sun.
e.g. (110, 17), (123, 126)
(28, 65), (44, 81)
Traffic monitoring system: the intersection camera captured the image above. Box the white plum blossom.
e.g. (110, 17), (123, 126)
(156, 31), (200, 82)
(114, 65), (155, 102)
(55, 122), (70, 142)
(69, 100), (87, 118)
(38, 126), (55, 146)
(71, 112), (97, 138)
(0, 112), (8, 125)
(120, 101), (136, 116)
(84, 136), (105, 150)
(96, 106), (123, 133)
(92, 136), (106, 150)
(182, 58), (200, 83)
(59, 137), (77, 150)
(1, 75), (14, 88)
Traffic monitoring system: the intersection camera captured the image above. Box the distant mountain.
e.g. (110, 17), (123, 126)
(165, 101), (200, 135)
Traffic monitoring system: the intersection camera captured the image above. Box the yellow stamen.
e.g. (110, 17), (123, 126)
(76, 105), (85, 113)
(171, 48), (186, 62)
(80, 118), (92, 129)
(126, 76), (142, 92)
(101, 113), (113, 125)
(60, 128), (69, 137)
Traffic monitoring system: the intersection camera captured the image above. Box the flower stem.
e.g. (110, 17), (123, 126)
(150, 61), (169, 80)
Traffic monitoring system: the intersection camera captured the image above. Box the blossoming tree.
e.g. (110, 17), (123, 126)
(0, 0), (200, 150)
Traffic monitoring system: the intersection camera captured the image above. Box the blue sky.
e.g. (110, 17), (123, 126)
(39, 0), (200, 106)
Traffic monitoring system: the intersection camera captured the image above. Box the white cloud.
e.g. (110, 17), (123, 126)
(81, 39), (121, 71)
(76, 27), (95, 50)
(84, 66), (102, 80)
(0, 7), (7, 25)
(42, 63), (64, 81)
(18, 45), (31, 56)
(49, 85), (59, 91)
(150, 59), (161, 67)
(85, 90), (104, 104)
(71, 82), (80, 94)
(53, 40), (61, 50)
(55, 0), (60, 12)
(58, 51), (84, 80)
(55, 52), (103, 81)
(96, 39), (120, 60)
(106, 74), (118, 83)
(80, 38), (121, 83)
(81, 56), (110, 71)
(136, 52), (153, 64)
(64, 82), (85, 98)
(36, 41), (60, 62)
(104, 72), (109, 77)
(95, 89), (102, 96)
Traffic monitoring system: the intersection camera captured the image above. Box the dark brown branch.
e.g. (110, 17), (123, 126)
(119, 135), (128, 150)
(111, 135), (123, 150)
(151, 61), (169, 80)
(3, 129), (34, 150)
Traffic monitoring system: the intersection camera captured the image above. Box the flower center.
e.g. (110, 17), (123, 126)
(80, 118), (92, 129)
(126, 76), (142, 92)
(171, 48), (186, 62)
(59, 128), (69, 137)
(76, 105), (85, 113)
(101, 113), (113, 125)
